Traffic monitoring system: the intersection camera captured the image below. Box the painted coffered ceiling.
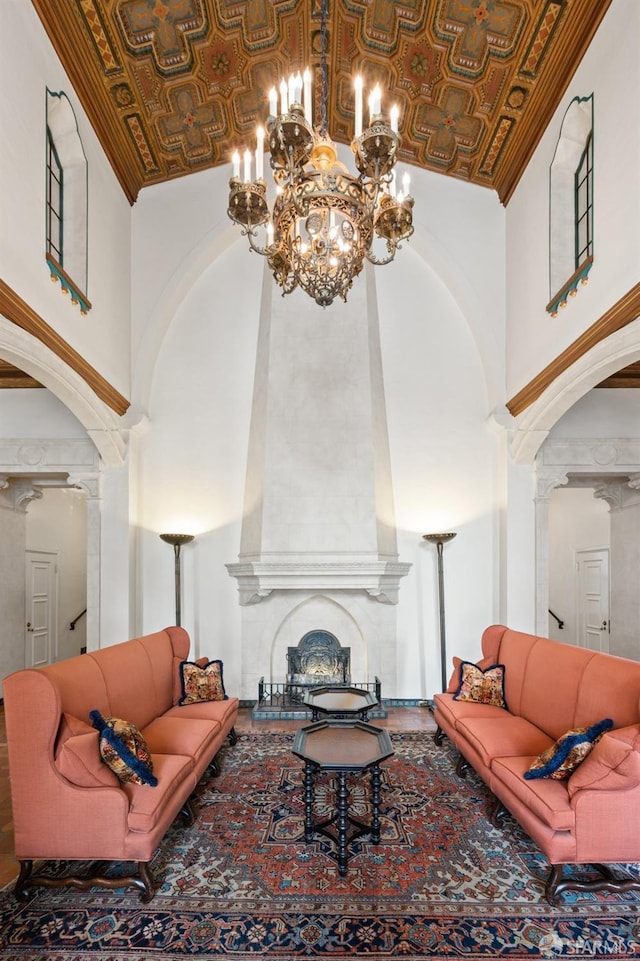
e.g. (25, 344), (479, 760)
(31, 0), (610, 206)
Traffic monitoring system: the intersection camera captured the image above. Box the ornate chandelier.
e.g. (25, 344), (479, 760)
(227, 0), (414, 308)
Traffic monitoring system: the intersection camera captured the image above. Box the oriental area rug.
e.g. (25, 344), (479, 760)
(1, 731), (639, 960)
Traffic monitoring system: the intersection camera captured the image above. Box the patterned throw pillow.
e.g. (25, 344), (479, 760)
(179, 659), (226, 705)
(525, 718), (614, 780)
(446, 656), (498, 694)
(453, 661), (507, 709)
(89, 710), (157, 787)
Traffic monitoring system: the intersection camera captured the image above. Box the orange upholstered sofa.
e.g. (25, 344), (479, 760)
(3, 626), (238, 902)
(433, 626), (640, 902)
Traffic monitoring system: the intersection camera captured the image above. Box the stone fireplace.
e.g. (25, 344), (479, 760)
(227, 269), (410, 701)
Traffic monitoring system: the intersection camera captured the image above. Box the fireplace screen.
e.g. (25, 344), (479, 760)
(287, 630), (351, 688)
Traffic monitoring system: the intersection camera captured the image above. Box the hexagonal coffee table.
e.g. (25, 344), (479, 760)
(292, 719), (394, 875)
(303, 685), (379, 721)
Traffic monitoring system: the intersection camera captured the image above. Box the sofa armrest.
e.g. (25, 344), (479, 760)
(571, 781), (640, 863)
(4, 668), (131, 860)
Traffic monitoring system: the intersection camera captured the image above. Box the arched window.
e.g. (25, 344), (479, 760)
(45, 90), (91, 314)
(547, 95), (594, 316)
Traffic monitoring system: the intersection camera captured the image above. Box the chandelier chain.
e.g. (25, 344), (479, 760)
(320, 0), (329, 136)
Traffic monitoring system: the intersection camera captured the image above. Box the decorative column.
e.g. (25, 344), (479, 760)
(534, 469), (568, 635)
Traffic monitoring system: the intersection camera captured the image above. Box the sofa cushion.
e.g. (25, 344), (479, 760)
(456, 714), (554, 768)
(491, 755), (575, 832)
(142, 715), (222, 766)
(90, 710), (158, 787)
(89, 637), (172, 731)
(55, 731), (120, 788)
(123, 753), (195, 833)
(517, 637), (594, 740)
(433, 693), (508, 735)
(164, 695), (238, 727)
(453, 661), (507, 709)
(568, 726), (640, 798)
(525, 718), (613, 781)
(179, 659), (226, 705)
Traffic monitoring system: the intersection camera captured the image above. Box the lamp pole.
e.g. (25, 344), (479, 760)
(423, 532), (457, 692)
(159, 533), (194, 626)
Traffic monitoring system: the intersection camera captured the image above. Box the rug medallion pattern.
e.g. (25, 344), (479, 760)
(0, 731), (639, 959)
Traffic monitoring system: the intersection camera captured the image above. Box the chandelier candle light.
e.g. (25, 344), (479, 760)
(227, 2), (414, 308)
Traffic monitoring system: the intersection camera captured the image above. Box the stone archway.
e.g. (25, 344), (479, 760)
(506, 316), (640, 635)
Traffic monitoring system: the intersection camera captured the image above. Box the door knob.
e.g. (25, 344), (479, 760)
(600, 620), (608, 630)
(26, 622), (33, 632)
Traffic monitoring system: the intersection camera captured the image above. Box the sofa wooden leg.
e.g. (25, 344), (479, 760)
(545, 864), (563, 903)
(13, 858), (157, 903)
(228, 726), (238, 746)
(180, 798), (196, 825)
(14, 860), (34, 902)
(455, 754), (470, 778)
(136, 861), (157, 903)
(433, 725), (446, 746)
(208, 755), (220, 777)
(488, 795), (509, 828)
(546, 862), (640, 903)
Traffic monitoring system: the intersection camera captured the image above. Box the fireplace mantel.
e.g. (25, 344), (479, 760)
(226, 558), (411, 606)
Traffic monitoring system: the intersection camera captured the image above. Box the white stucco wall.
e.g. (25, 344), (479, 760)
(0, 1), (132, 399)
(505, 0), (640, 401)
(131, 156), (505, 698)
(547, 388), (640, 439)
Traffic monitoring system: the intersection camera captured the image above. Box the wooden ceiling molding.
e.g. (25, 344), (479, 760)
(0, 280), (130, 416)
(31, 0), (611, 205)
(506, 284), (640, 418)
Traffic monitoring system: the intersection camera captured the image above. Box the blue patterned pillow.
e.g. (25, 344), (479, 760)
(90, 710), (157, 787)
(524, 718), (614, 780)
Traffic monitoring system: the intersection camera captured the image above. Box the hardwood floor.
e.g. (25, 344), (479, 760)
(0, 704), (436, 890)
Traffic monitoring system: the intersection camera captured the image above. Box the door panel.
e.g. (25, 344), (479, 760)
(25, 551), (57, 668)
(576, 548), (609, 653)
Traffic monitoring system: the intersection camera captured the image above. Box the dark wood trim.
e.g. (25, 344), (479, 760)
(31, 0), (140, 205)
(595, 360), (640, 388)
(507, 283), (640, 417)
(0, 360), (43, 388)
(0, 279), (130, 416)
(498, 2), (612, 206)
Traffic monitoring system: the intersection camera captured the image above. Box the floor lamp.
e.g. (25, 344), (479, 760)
(423, 532), (457, 692)
(159, 533), (194, 627)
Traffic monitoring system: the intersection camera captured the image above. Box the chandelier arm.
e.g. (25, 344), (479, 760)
(365, 246), (398, 267)
(244, 227), (270, 257)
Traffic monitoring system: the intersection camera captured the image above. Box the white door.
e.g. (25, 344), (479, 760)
(576, 548), (610, 653)
(25, 550), (58, 668)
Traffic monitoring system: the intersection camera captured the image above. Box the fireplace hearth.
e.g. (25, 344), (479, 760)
(254, 628), (382, 719)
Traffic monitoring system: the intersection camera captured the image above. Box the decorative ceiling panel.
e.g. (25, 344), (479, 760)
(31, 0), (610, 205)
